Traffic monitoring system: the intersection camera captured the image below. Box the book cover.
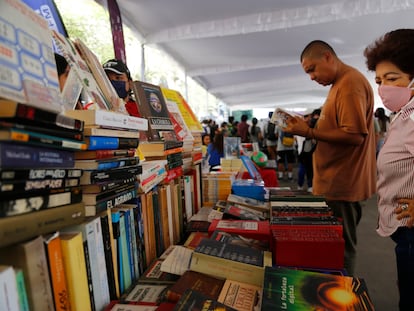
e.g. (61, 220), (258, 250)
(85, 187), (137, 217)
(81, 176), (136, 194)
(64, 217), (111, 311)
(80, 165), (141, 185)
(0, 123), (87, 150)
(165, 270), (225, 303)
(138, 258), (180, 285)
(190, 238), (272, 287)
(83, 127), (140, 139)
(183, 231), (209, 250)
(0, 168), (82, 181)
(0, 119), (83, 141)
(14, 268), (30, 311)
(59, 232), (92, 311)
(85, 136), (139, 151)
(76, 156), (139, 171)
(160, 245), (193, 276)
(43, 232), (69, 311)
(0, 142), (75, 169)
(0, 236), (54, 311)
(0, 186), (83, 217)
(132, 80), (175, 142)
(99, 208), (120, 300)
(261, 266), (375, 311)
(75, 148), (136, 160)
(124, 283), (168, 304)
(0, 202), (85, 248)
(173, 289), (237, 311)
(210, 230), (269, 251)
(208, 219), (271, 243)
(64, 109), (148, 131)
(218, 279), (262, 311)
(0, 265), (20, 311)
(0, 177), (80, 193)
(0, 2), (61, 110)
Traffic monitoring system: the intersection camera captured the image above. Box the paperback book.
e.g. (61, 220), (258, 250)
(261, 266), (374, 310)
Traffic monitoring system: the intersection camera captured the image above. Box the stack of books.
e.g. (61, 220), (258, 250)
(269, 189), (345, 269)
(65, 109), (146, 217)
(0, 102), (87, 247)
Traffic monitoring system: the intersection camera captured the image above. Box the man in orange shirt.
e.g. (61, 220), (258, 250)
(284, 40), (376, 275)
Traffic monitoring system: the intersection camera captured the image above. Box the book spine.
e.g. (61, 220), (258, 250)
(85, 188), (137, 217)
(0, 187), (83, 217)
(3, 128), (87, 150)
(80, 166), (141, 185)
(0, 168), (82, 181)
(0, 120), (84, 141)
(100, 210), (118, 301)
(111, 211), (122, 299)
(60, 233), (92, 311)
(0, 203), (85, 248)
(0, 266), (20, 311)
(44, 234), (70, 311)
(0, 143), (75, 168)
(75, 149), (135, 160)
(77, 157), (139, 171)
(15, 269), (30, 311)
(12, 102), (84, 131)
(81, 176), (136, 194)
(0, 178), (80, 193)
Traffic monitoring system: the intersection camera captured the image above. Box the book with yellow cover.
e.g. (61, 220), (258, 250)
(60, 232), (92, 311)
(218, 279), (262, 311)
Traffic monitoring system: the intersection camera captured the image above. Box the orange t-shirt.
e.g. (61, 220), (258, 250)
(313, 64), (376, 202)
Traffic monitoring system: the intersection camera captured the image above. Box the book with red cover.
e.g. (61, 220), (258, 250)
(164, 270), (225, 303)
(208, 219), (271, 243)
(271, 227), (344, 269)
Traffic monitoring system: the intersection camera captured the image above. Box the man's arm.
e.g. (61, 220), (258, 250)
(284, 116), (364, 145)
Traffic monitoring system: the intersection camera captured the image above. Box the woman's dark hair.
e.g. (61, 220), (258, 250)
(375, 108), (389, 133)
(364, 29), (414, 76)
(212, 132), (224, 154)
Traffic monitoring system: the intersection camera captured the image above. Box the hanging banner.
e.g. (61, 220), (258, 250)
(107, 0), (126, 64)
(22, 0), (68, 37)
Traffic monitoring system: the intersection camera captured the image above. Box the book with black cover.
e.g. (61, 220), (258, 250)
(0, 127), (87, 151)
(0, 100), (84, 131)
(0, 168), (82, 181)
(261, 266), (374, 310)
(132, 81), (175, 142)
(173, 289), (237, 311)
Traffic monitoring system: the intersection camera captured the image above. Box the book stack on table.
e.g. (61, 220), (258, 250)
(269, 188), (345, 270)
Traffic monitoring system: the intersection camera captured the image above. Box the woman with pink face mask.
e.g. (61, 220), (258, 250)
(364, 29), (414, 311)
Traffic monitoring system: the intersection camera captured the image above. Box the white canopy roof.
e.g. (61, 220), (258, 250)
(115, 0), (414, 111)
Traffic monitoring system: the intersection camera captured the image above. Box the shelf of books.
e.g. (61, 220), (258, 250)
(1, 2), (376, 311)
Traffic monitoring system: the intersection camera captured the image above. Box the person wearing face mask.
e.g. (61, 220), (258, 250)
(103, 59), (140, 117)
(364, 29), (414, 311)
(283, 40), (377, 276)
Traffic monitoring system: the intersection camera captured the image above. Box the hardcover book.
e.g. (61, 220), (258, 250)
(75, 156), (139, 170)
(138, 258), (180, 285)
(132, 81), (175, 142)
(208, 219), (271, 243)
(75, 148), (136, 160)
(0, 168), (82, 181)
(124, 283), (168, 304)
(165, 270), (225, 303)
(173, 289), (237, 311)
(218, 279), (263, 311)
(84, 136), (139, 151)
(190, 238), (272, 287)
(261, 266), (375, 311)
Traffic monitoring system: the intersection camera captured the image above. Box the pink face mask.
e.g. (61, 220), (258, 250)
(378, 79), (414, 112)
